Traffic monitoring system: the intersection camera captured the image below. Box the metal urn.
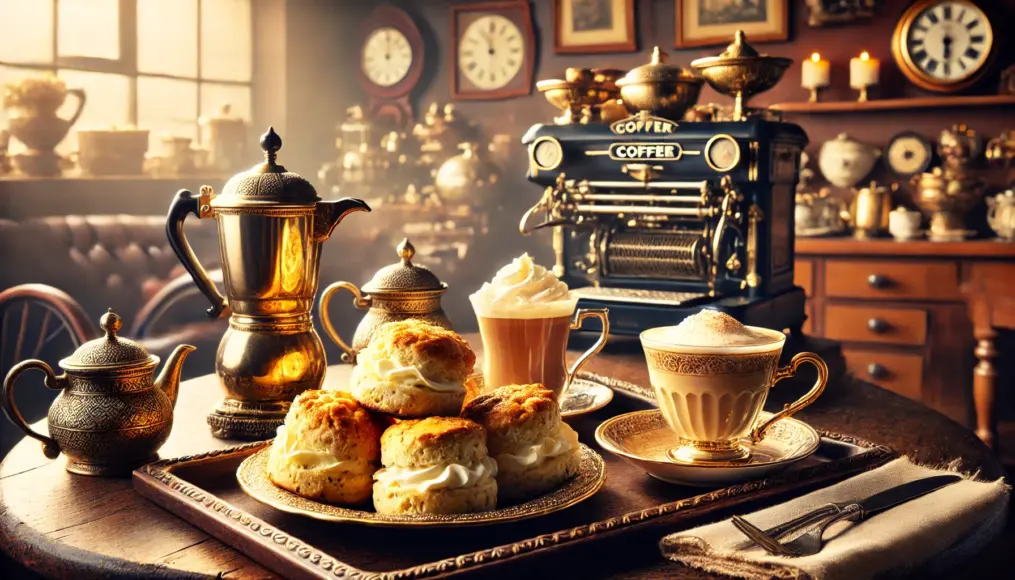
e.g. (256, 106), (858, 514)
(166, 127), (370, 439)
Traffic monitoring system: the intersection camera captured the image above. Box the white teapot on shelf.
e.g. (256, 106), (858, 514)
(987, 189), (1015, 241)
(818, 133), (881, 189)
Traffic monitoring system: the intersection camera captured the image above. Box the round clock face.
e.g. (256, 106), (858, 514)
(887, 133), (933, 176)
(899, 1), (992, 88)
(459, 15), (525, 91)
(361, 27), (413, 88)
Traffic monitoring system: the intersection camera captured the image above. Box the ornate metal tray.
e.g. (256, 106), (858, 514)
(132, 372), (895, 580)
(237, 444), (606, 527)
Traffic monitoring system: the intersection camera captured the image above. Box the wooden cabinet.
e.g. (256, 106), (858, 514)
(797, 239), (1015, 427)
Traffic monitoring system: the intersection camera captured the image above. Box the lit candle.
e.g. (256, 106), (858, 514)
(850, 51), (880, 101)
(801, 52), (830, 102)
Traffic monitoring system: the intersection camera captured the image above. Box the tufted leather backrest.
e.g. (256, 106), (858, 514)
(0, 215), (219, 327)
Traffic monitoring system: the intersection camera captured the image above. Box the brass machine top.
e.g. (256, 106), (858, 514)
(616, 46), (699, 86)
(212, 127), (321, 208)
(60, 309), (158, 371)
(361, 238), (446, 293)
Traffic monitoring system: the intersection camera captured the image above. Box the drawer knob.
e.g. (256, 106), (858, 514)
(867, 363), (888, 380)
(867, 318), (890, 333)
(867, 274), (891, 289)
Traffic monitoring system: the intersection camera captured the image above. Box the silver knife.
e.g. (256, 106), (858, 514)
(735, 474), (963, 550)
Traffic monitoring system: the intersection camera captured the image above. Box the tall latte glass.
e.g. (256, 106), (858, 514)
(470, 254), (608, 400)
(640, 310), (827, 465)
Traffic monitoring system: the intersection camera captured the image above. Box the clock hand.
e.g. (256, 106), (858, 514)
(943, 35), (953, 60)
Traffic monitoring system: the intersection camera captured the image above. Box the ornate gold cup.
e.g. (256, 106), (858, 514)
(691, 30), (792, 122)
(615, 47), (703, 121)
(640, 325), (827, 465)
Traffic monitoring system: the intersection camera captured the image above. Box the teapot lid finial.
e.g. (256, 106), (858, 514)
(397, 238), (416, 264)
(100, 308), (122, 340)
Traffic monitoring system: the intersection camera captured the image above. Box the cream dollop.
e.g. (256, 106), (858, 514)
(373, 457), (498, 492)
(353, 353), (465, 394)
(495, 423), (579, 469)
(272, 425), (372, 474)
(470, 253), (576, 319)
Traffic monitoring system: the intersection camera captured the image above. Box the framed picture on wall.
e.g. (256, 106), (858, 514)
(675, 0), (789, 48)
(554, 0), (636, 53)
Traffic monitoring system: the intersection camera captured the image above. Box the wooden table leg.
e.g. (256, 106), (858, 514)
(973, 328), (999, 450)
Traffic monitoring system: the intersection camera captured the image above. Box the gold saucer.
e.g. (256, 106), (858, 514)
(237, 444), (606, 527)
(468, 373), (614, 417)
(595, 410), (820, 487)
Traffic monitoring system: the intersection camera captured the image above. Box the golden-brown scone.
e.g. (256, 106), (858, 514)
(266, 390), (382, 505)
(380, 416), (487, 468)
(461, 384), (579, 503)
(461, 384), (560, 455)
(350, 320), (476, 418)
(372, 416), (498, 515)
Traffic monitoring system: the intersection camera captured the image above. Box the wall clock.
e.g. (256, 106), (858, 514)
(886, 131), (933, 177)
(891, 0), (994, 93)
(358, 5), (425, 128)
(451, 1), (536, 100)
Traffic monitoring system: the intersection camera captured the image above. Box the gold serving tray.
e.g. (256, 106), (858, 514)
(236, 444), (607, 527)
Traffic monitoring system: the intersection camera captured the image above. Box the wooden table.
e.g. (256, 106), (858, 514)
(0, 334), (1007, 579)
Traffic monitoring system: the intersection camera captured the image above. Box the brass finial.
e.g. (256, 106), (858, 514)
(397, 238), (416, 263)
(100, 308), (122, 339)
(735, 30), (746, 45)
(260, 127), (282, 165)
(650, 46), (667, 64)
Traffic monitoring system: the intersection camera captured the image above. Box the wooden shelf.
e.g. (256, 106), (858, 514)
(771, 95), (1015, 114)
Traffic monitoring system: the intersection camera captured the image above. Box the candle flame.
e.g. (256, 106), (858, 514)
(810, 52), (821, 62)
(860, 51), (870, 61)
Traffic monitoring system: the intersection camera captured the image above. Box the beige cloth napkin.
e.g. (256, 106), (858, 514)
(659, 457), (1010, 580)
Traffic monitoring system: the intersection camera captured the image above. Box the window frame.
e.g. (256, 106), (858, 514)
(0, 0), (253, 136)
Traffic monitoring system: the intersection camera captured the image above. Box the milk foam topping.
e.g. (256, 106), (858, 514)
(654, 310), (777, 347)
(469, 253), (576, 319)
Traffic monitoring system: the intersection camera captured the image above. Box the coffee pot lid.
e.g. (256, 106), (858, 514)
(211, 127), (320, 208)
(617, 46), (698, 86)
(61, 309), (157, 371)
(362, 238), (446, 293)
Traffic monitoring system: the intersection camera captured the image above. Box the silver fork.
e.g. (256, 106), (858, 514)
(733, 504), (863, 557)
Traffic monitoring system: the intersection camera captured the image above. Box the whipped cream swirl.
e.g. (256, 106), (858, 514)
(272, 425), (373, 473)
(373, 457), (498, 492)
(353, 353), (465, 394)
(470, 253), (575, 319)
(496, 423), (579, 469)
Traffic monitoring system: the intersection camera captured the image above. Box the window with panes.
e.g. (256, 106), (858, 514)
(0, 0), (252, 156)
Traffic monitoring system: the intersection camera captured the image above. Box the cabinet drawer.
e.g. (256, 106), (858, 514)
(843, 349), (924, 401)
(795, 259), (814, 297)
(825, 260), (961, 301)
(825, 305), (927, 346)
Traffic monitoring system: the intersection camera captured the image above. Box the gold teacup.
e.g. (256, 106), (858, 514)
(640, 325), (827, 466)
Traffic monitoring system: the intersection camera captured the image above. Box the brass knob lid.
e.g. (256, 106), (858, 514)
(60, 308), (157, 371)
(361, 238), (446, 293)
(719, 30), (760, 59)
(616, 45), (699, 86)
(212, 127), (321, 208)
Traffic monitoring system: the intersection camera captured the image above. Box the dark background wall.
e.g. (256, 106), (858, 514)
(281, 0), (1015, 336)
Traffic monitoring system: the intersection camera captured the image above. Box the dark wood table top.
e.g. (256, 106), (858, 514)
(0, 334), (1007, 579)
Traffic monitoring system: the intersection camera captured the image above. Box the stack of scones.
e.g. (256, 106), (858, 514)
(266, 319), (582, 515)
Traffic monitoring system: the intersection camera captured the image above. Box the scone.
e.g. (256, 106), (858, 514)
(372, 416), (498, 514)
(350, 319), (476, 418)
(266, 389), (382, 505)
(461, 384), (580, 503)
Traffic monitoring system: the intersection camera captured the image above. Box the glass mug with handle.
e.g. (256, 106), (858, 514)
(640, 325), (827, 465)
(470, 296), (609, 402)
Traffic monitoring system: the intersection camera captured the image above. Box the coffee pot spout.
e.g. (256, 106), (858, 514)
(313, 197), (371, 242)
(155, 344), (197, 408)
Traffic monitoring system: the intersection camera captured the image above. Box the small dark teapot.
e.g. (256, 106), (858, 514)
(1, 309), (195, 476)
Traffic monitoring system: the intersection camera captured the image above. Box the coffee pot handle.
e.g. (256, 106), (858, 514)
(319, 281), (372, 364)
(564, 308), (610, 396)
(750, 352), (828, 443)
(166, 187), (228, 319)
(2, 360), (67, 459)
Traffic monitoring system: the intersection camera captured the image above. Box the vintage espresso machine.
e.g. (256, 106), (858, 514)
(520, 33), (807, 336)
(166, 128), (370, 438)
